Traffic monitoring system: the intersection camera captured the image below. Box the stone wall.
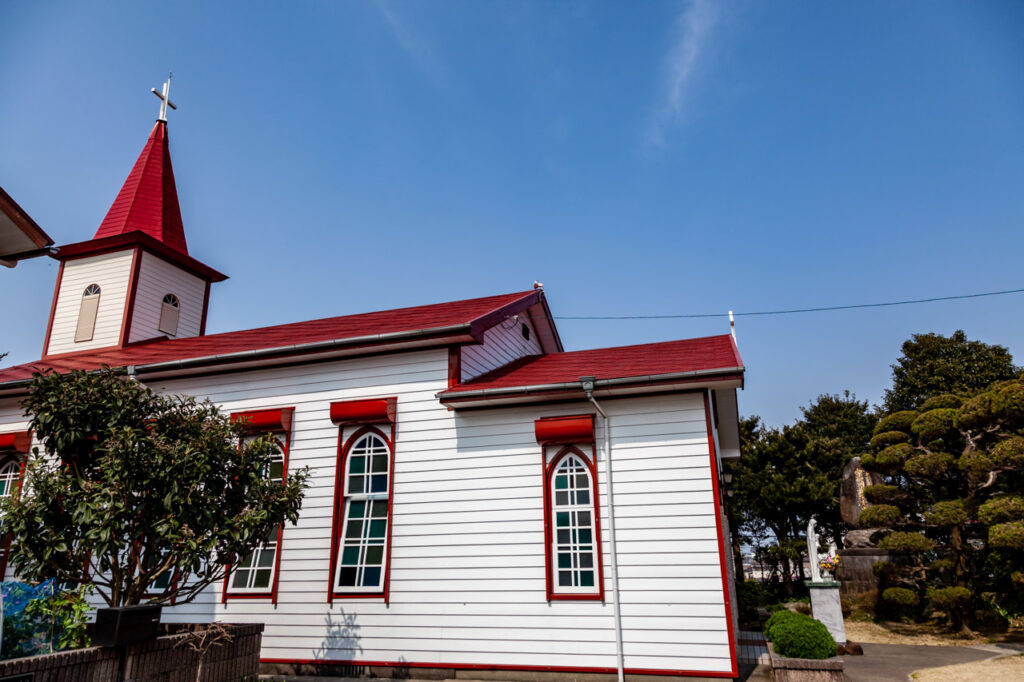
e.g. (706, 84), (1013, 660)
(0, 622), (262, 682)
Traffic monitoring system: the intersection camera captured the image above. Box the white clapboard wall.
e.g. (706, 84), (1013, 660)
(45, 250), (135, 355)
(461, 315), (542, 381)
(0, 345), (733, 675)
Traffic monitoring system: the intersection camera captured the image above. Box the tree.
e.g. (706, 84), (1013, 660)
(883, 330), (1018, 413)
(800, 392), (878, 547)
(0, 368), (311, 608)
(861, 378), (1024, 633)
(728, 419), (845, 595)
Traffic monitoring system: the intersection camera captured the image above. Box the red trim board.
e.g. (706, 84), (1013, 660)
(260, 657), (736, 679)
(703, 390), (739, 678)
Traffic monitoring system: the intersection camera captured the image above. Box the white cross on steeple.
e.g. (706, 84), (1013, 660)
(151, 73), (177, 122)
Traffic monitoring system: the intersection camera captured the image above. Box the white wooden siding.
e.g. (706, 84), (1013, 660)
(461, 316), (542, 381)
(128, 252), (206, 342)
(46, 250), (134, 355)
(0, 348), (732, 675)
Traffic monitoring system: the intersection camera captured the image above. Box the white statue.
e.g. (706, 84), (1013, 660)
(808, 517), (821, 583)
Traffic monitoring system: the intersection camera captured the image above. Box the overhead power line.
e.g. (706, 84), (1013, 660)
(553, 287), (1024, 320)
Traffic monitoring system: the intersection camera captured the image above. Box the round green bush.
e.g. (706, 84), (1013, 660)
(871, 431), (911, 450)
(878, 531), (935, 553)
(882, 587), (919, 607)
(764, 609), (800, 639)
(858, 504), (902, 527)
(872, 443), (916, 471)
(928, 558), (954, 574)
(924, 500), (968, 527)
(874, 411), (919, 436)
(989, 521), (1024, 550)
(765, 611), (836, 660)
(978, 496), (1024, 525)
(911, 408), (959, 443)
(920, 394), (962, 411)
(959, 450), (995, 475)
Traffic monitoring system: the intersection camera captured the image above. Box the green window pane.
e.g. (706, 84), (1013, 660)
(253, 570), (271, 589)
(257, 549), (276, 568)
(580, 571), (594, 587)
(558, 553), (571, 568)
(372, 454), (388, 472)
(555, 475), (568, 490)
(366, 546), (384, 565)
(268, 461), (284, 481)
(370, 501), (388, 517)
(369, 520), (387, 538)
(342, 547), (360, 565)
(579, 529), (592, 544)
(350, 456), (366, 474)
(350, 501), (366, 518)
(363, 567), (381, 586)
(236, 551), (255, 569)
(556, 512), (569, 527)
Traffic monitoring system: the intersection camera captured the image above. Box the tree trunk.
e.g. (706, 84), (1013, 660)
(950, 525), (973, 635)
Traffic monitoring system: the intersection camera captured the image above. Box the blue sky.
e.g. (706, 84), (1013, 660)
(2, 1), (1022, 426)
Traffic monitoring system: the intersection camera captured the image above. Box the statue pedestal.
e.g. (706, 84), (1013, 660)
(806, 580), (846, 646)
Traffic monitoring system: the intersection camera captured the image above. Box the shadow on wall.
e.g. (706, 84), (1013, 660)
(312, 609), (364, 677)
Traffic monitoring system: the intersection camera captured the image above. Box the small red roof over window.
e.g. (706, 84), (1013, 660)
(93, 121), (189, 255)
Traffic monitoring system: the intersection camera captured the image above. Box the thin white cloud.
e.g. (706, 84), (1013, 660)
(374, 0), (446, 87)
(645, 0), (719, 148)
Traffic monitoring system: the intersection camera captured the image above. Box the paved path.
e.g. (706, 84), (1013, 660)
(844, 642), (1010, 682)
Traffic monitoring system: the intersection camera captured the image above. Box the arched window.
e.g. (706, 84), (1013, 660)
(546, 448), (603, 598)
(158, 294), (180, 336)
(0, 455), (23, 579)
(229, 435), (286, 593)
(333, 429), (391, 594)
(74, 284), (101, 342)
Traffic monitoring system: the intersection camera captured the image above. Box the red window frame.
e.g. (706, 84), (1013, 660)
(542, 445), (605, 601)
(535, 415), (604, 601)
(0, 430), (30, 580)
(327, 398), (397, 603)
(221, 407), (294, 604)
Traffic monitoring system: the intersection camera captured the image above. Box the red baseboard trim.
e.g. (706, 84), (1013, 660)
(260, 657), (736, 678)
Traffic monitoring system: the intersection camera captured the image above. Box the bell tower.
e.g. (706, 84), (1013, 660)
(42, 77), (227, 357)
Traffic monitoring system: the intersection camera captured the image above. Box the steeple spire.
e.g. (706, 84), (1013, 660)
(92, 79), (188, 254)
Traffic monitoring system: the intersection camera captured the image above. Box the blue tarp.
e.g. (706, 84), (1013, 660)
(0, 579), (60, 659)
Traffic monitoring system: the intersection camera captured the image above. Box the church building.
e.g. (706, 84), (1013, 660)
(0, 89), (745, 680)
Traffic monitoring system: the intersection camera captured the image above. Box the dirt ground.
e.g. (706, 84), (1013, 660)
(845, 620), (1024, 647)
(910, 653), (1024, 681)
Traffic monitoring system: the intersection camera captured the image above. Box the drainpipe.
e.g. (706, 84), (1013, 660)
(581, 376), (624, 682)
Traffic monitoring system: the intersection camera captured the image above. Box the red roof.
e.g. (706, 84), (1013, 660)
(93, 121), (188, 254)
(0, 291), (541, 385)
(441, 334), (743, 401)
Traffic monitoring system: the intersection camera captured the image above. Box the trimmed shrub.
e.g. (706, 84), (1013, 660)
(991, 437), (1024, 469)
(864, 483), (901, 504)
(920, 394), (962, 411)
(928, 558), (954, 574)
(858, 504), (902, 527)
(879, 531), (935, 553)
(882, 587), (920, 620)
(765, 611), (836, 659)
(911, 408), (959, 443)
(871, 431), (911, 450)
(959, 450), (995, 475)
(904, 452), (955, 478)
(958, 380), (1024, 430)
(924, 500), (968, 527)
(925, 585), (970, 610)
(978, 496), (1024, 525)
(989, 521), (1024, 550)
(874, 411), (919, 436)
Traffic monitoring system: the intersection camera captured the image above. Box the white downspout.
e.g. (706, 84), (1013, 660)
(581, 376), (624, 682)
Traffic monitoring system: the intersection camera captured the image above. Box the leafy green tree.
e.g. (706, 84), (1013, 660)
(800, 392), (878, 546)
(883, 330), (1018, 412)
(861, 378), (1024, 632)
(729, 419), (845, 594)
(0, 368), (310, 608)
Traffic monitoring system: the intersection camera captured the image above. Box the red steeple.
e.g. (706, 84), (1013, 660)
(93, 120), (189, 255)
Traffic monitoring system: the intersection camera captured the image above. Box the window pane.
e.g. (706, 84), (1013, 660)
(371, 474), (387, 492)
(363, 567), (381, 586)
(339, 567), (357, 586)
(550, 453), (599, 595)
(253, 570), (271, 589)
(366, 546), (384, 565)
(350, 457), (366, 474)
(342, 547), (359, 565)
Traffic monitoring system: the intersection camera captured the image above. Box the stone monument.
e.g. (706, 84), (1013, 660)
(836, 457), (890, 595)
(806, 517), (846, 646)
